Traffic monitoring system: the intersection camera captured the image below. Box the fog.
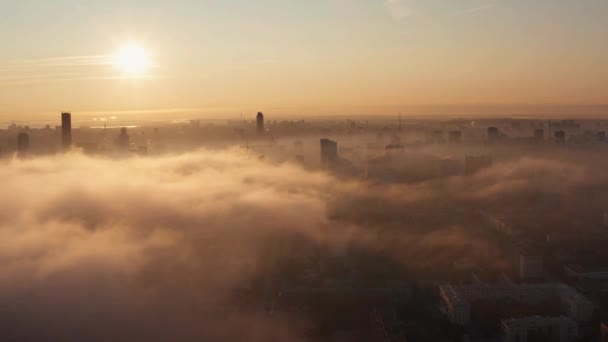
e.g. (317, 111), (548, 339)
(1, 146), (607, 340)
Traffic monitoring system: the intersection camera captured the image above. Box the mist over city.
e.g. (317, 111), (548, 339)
(2, 114), (608, 341)
(2, 1), (608, 341)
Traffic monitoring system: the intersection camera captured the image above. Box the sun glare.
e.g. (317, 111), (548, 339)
(112, 44), (153, 76)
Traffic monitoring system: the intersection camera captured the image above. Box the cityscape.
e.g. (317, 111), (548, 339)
(3, 113), (608, 341)
(2, 0), (608, 341)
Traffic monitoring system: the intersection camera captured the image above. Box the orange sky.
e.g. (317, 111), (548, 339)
(1, 0), (607, 121)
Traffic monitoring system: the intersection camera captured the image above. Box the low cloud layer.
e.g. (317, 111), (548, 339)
(1, 150), (340, 341)
(0, 149), (605, 340)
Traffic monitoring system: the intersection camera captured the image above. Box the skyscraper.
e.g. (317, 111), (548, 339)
(17, 132), (29, 156)
(487, 127), (499, 142)
(256, 112), (264, 135)
(320, 138), (338, 167)
(61, 112), (72, 150)
(117, 127), (130, 150)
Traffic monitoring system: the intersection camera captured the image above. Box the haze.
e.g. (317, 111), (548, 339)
(3, 1), (608, 341)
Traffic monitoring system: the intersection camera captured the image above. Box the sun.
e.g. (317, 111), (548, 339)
(112, 44), (153, 76)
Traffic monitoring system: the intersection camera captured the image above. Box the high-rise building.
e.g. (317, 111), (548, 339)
(17, 132), (29, 156)
(487, 127), (499, 142)
(320, 139), (338, 166)
(256, 112), (264, 135)
(117, 127), (130, 150)
(61, 112), (72, 150)
(534, 129), (545, 141)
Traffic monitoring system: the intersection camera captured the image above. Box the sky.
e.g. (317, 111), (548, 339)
(0, 0), (607, 121)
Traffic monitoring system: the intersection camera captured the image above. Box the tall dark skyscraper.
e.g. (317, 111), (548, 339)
(487, 127), (499, 142)
(61, 112), (72, 150)
(320, 138), (338, 167)
(256, 112), (264, 135)
(17, 132), (29, 156)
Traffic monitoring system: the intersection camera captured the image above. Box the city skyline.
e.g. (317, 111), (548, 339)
(3, 2), (608, 341)
(4, 112), (608, 341)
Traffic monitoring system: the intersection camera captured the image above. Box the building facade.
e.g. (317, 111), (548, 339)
(439, 283), (593, 325)
(61, 112), (72, 150)
(502, 316), (578, 342)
